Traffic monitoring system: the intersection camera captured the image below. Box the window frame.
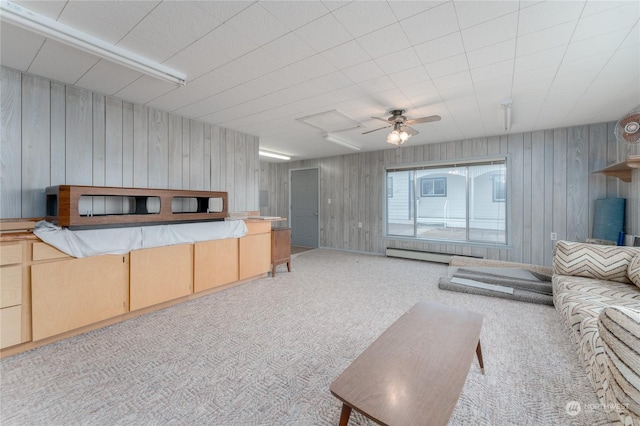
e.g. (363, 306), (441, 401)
(419, 177), (447, 197)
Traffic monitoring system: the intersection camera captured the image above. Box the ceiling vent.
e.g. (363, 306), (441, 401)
(296, 110), (361, 133)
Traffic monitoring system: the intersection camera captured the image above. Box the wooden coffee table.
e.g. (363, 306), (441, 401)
(330, 301), (484, 426)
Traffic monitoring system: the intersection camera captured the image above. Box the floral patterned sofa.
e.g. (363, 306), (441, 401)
(553, 240), (640, 425)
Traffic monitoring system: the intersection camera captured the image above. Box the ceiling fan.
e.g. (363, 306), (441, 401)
(362, 109), (441, 145)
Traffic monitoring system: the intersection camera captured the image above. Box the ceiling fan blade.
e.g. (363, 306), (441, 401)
(404, 115), (441, 125)
(362, 124), (392, 135)
(371, 116), (392, 123)
(403, 125), (419, 136)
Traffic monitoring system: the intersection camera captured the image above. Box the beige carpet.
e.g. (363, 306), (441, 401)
(0, 249), (608, 425)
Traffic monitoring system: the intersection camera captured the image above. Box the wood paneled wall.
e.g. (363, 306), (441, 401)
(261, 124), (638, 266)
(0, 67), (259, 218)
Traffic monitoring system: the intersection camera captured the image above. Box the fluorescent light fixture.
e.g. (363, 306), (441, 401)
(323, 133), (361, 151)
(501, 99), (512, 131)
(259, 150), (290, 161)
(0, 0), (187, 86)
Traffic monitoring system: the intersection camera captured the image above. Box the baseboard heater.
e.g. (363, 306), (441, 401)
(385, 248), (453, 264)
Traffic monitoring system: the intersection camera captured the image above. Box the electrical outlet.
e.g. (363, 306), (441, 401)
(550, 232), (557, 241)
(358, 222), (362, 228)
(328, 198), (331, 204)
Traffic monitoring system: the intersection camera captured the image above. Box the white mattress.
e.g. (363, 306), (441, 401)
(33, 220), (248, 258)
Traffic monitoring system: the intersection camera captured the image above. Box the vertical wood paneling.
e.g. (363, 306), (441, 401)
(588, 123), (608, 235)
(92, 94), (106, 214)
(2, 67), (259, 221)
(133, 105), (148, 188)
(66, 86), (92, 185)
(1, 68), (22, 218)
(260, 120), (632, 265)
(122, 102), (134, 188)
(566, 126), (589, 242)
(168, 114), (182, 189)
(190, 120), (204, 190)
(21, 74), (50, 217)
(50, 82), (66, 185)
(530, 131), (545, 266)
(148, 109), (168, 189)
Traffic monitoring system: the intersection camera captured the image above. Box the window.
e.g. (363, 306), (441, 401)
(420, 177), (446, 197)
(492, 174), (505, 202)
(385, 158), (507, 245)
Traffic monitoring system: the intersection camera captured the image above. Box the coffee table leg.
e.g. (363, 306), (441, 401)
(476, 340), (485, 374)
(339, 403), (352, 426)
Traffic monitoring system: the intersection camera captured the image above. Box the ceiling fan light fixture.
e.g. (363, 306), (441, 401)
(386, 130), (401, 145)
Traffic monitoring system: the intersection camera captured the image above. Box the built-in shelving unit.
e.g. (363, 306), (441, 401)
(46, 185), (227, 229)
(593, 155), (640, 182)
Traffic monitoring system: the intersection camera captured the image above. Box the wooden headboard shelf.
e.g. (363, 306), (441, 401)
(46, 185), (228, 229)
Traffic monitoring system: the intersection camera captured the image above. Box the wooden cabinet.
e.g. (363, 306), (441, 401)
(0, 241), (27, 349)
(194, 238), (239, 292)
(130, 244), (193, 311)
(239, 222), (271, 280)
(271, 228), (291, 277)
(31, 254), (129, 341)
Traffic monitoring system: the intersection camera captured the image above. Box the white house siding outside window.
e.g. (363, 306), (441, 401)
(386, 158), (507, 245)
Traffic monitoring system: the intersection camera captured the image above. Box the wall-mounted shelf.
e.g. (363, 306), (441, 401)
(593, 155), (640, 182)
(46, 185), (228, 229)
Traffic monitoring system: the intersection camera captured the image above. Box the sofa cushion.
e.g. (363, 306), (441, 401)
(597, 306), (640, 420)
(629, 255), (640, 289)
(553, 241), (640, 284)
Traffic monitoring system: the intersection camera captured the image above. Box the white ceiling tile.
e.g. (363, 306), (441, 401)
(473, 76), (513, 96)
(290, 55), (338, 79)
(264, 67), (307, 91)
(388, 1), (448, 21)
(461, 12), (518, 51)
(195, 1), (254, 23)
(357, 76), (397, 94)
(75, 60), (142, 96)
(374, 48), (423, 75)
(28, 40), (98, 85)
(322, 1), (351, 12)
(514, 46), (565, 73)
(114, 75), (176, 106)
(620, 24), (639, 49)
(453, 1), (520, 29)
(260, 1), (330, 31)
(321, 41), (371, 69)
(226, 4), (289, 47)
(295, 14), (353, 52)
(0, 23), (44, 71)
(515, 22), (575, 57)
(262, 33), (316, 66)
(311, 72), (354, 92)
(58, 1), (159, 44)
(572, 2), (640, 42)
(432, 70), (473, 91)
(424, 54), (469, 79)
(341, 60), (385, 83)
(400, 2), (459, 45)
(13, 0), (66, 18)
(517, 1), (584, 36)
(467, 39), (515, 69)
(398, 79), (439, 99)
(332, 2), (397, 38)
(163, 37), (234, 80)
(357, 24), (412, 58)
(389, 66), (432, 87)
(564, 30), (628, 62)
(414, 32), (466, 64)
(471, 60), (514, 85)
(582, 1), (635, 17)
(233, 48), (283, 76)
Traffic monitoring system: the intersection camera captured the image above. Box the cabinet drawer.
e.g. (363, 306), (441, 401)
(0, 265), (22, 308)
(0, 243), (23, 266)
(245, 221), (271, 235)
(32, 242), (70, 261)
(0, 305), (22, 349)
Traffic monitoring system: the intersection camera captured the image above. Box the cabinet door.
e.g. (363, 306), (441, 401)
(194, 238), (239, 292)
(239, 233), (271, 280)
(31, 255), (129, 341)
(130, 244), (193, 311)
